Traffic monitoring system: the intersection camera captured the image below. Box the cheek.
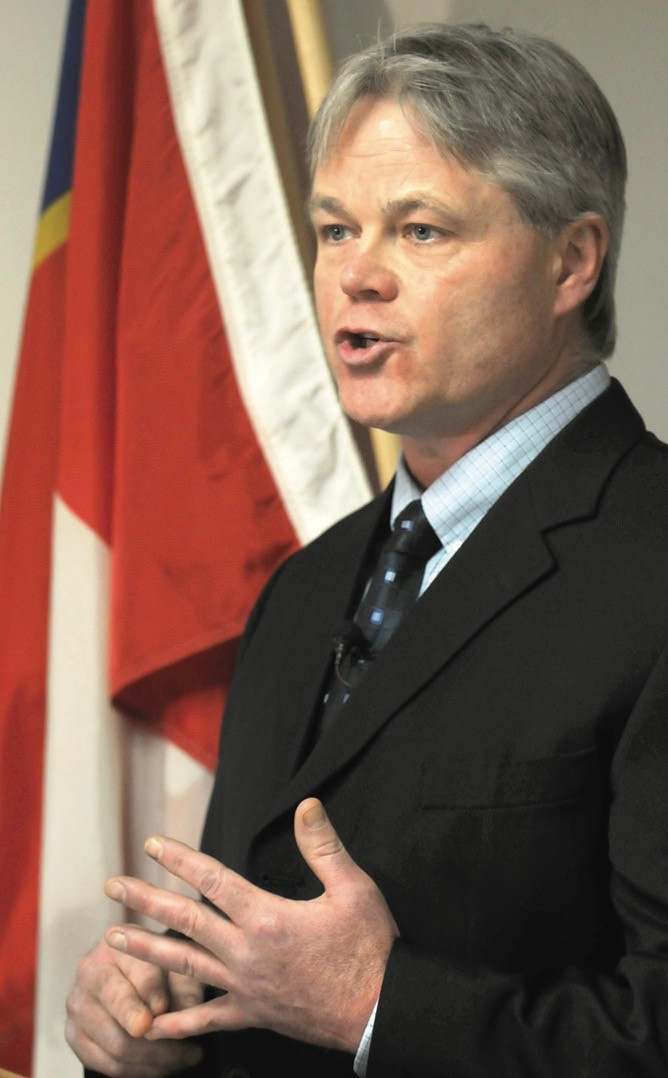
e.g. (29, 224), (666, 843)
(313, 258), (331, 308)
(460, 271), (542, 349)
(313, 284), (335, 340)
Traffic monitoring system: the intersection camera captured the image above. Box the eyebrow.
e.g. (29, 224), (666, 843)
(308, 194), (350, 219)
(385, 196), (463, 223)
(308, 192), (467, 229)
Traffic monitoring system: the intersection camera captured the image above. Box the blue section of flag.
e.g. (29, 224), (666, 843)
(41, 0), (87, 212)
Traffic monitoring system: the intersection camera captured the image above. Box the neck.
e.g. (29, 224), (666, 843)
(401, 351), (598, 488)
(401, 431), (487, 488)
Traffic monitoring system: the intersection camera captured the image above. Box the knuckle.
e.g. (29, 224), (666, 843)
(65, 986), (81, 1020)
(77, 949), (97, 982)
(64, 1015), (78, 1050)
(173, 899), (200, 938)
(315, 834), (344, 858)
(198, 868), (223, 902)
(181, 951), (200, 981)
(77, 940), (115, 987)
(130, 954), (165, 992)
(250, 908), (279, 939)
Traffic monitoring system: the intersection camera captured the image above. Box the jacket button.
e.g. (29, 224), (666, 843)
(222, 1066), (251, 1078)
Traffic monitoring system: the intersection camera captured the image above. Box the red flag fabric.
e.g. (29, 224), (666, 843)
(0, 1), (370, 1073)
(0, 3), (85, 1067)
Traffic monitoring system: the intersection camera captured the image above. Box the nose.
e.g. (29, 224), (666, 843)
(340, 250), (398, 302)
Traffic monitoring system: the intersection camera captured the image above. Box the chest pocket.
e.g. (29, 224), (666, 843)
(422, 745), (598, 809)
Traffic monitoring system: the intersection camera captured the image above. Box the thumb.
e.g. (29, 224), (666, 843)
(294, 798), (361, 893)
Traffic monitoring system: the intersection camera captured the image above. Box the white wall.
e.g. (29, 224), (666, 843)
(2, 0), (667, 466)
(1, 0), (69, 461)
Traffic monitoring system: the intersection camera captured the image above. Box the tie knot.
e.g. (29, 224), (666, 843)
(388, 500), (441, 560)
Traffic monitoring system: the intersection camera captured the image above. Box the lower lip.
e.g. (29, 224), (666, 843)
(336, 338), (399, 367)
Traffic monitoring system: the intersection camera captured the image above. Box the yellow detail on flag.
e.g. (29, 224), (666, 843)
(32, 191), (71, 268)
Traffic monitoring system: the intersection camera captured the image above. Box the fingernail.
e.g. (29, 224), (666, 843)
(107, 930), (127, 951)
(304, 801), (327, 830)
(105, 879), (126, 901)
(144, 836), (163, 860)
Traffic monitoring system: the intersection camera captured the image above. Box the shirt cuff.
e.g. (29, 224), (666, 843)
(353, 1000), (379, 1077)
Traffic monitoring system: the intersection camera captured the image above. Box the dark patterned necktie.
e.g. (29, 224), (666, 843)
(318, 499), (441, 731)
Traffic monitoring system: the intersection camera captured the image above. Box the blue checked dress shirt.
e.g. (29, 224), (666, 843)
(354, 362), (610, 1076)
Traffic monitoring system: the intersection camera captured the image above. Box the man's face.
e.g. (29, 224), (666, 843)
(311, 98), (580, 470)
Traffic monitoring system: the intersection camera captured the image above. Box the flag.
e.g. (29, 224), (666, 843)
(0, 1), (371, 1073)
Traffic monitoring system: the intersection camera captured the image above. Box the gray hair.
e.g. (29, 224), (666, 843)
(308, 24), (627, 360)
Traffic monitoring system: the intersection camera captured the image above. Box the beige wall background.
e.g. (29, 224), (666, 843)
(2, 0), (666, 470)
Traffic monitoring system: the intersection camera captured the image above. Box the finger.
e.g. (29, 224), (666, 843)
(144, 835), (258, 924)
(117, 949), (171, 1017)
(76, 946), (158, 1037)
(146, 994), (247, 1040)
(168, 971), (204, 1012)
(293, 798), (362, 893)
(66, 987), (204, 1075)
(105, 876), (241, 958)
(105, 924), (232, 992)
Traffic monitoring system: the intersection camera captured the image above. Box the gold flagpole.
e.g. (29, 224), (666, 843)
(285, 0), (400, 490)
(284, 0), (332, 117)
(242, 0), (314, 271)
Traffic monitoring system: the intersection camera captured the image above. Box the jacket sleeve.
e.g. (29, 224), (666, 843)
(368, 639), (668, 1077)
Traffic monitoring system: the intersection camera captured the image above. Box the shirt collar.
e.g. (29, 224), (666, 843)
(392, 363), (610, 550)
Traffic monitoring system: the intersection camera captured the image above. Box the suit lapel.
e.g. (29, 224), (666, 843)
(258, 380), (646, 832)
(265, 473), (555, 825)
(262, 490), (393, 792)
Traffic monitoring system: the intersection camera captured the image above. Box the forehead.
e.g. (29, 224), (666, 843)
(310, 97), (514, 223)
(316, 97), (434, 172)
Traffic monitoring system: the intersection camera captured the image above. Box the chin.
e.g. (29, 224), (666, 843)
(337, 388), (406, 434)
(343, 405), (404, 435)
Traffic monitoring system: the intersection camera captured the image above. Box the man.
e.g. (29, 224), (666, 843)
(66, 24), (668, 1077)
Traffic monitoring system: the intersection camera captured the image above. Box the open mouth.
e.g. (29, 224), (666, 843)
(349, 332), (380, 349)
(336, 330), (383, 349)
(334, 328), (398, 364)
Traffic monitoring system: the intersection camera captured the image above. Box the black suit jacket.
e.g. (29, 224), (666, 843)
(90, 380), (668, 1077)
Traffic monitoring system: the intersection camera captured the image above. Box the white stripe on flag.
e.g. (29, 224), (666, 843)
(35, 496), (122, 1077)
(34, 498), (213, 1076)
(154, 0), (372, 546)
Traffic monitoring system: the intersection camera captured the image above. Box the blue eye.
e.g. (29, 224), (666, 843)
(323, 224), (349, 242)
(409, 224), (437, 242)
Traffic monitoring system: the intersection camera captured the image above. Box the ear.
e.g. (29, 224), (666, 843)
(552, 213), (609, 318)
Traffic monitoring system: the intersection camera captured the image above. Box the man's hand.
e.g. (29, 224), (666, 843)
(65, 939), (204, 1076)
(102, 798), (399, 1054)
